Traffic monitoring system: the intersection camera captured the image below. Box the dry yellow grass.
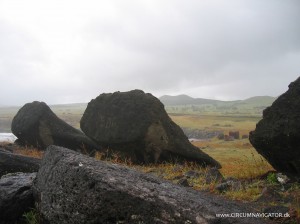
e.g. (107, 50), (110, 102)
(13, 147), (44, 158)
(0, 142), (43, 159)
(193, 139), (274, 178)
(3, 142), (299, 219)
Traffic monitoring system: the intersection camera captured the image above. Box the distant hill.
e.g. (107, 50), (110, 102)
(159, 94), (224, 106)
(241, 96), (276, 106)
(159, 95), (276, 116)
(160, 95), (234, 106)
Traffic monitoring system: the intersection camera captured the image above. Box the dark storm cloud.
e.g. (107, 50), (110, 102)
(0, 0), (299, 105)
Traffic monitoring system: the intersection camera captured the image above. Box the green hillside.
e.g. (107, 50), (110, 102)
(159, 95), (276, 116)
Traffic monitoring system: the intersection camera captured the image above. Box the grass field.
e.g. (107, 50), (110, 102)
(170, 114), (260, 136)
(195, 139), (273, 178)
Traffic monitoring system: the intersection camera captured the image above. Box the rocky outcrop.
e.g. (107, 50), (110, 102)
(80, 90), (220, 167)
(33, 146), (265, 224)
(229, 131), (240, 140)
(0, 149), (40, 177)
(11, 101), (99, 155)
(249, 77), (300, 181)
(0, 172), (36, 224)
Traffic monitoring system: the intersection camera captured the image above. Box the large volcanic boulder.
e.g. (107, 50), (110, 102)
(0, 149), (40, 177)
(0, 172), (36, 224)
(81, 90), (220, 167)
(11, 101), (99, 155)
(33, 146), (264, 224)
(249, 77), (300, 180)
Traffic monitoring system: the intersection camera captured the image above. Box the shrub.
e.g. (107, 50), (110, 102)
(23, 209), (39, 224)
(267, 172), (277, 184)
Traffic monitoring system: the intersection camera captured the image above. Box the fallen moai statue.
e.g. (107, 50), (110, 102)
(11, 101), (99, 155)
(81, 90), (220, 167)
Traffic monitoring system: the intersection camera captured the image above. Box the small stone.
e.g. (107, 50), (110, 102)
(184, 170), (200, 179)
(256, 186), (283, 203)
(215, 182), (230, 192)
(177, 178), (190, 187)
(215, 180), (243, 193)
(276, 173), (290, 184)
(172, 165), (184, 172)
(205, 167), (224, 184)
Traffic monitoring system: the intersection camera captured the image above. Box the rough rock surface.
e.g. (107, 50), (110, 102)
(0, 172), (36, 224)
(0, 147), (12, 154)
(205, 167), (224, 184)
(11, 101), (99, 154)
(33, 145), (266, 224)
(0, 149), (40, 177)
(249, 77), (300, 180)
(80, 90), (220, 167)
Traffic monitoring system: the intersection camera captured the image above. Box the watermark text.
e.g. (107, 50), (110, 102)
(216, 212), (290, 218)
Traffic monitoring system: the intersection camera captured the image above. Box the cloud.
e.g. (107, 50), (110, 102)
(0, 0), (299, 105)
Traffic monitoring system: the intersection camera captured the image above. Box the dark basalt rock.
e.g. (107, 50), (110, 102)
(33, 145), (265, 224)
(0, 150), (40, 177)
(11, 101), (99, 155)
(0, 172), (36, 224)
(177, 177), (190, 187)
(205, 167), (224, 184)
(215, 179), (243, 193)
(229, 131), (240, 140)
(80, 90), (220, 167)
(249, 77), (300, 181)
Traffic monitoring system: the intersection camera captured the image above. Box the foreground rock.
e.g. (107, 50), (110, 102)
(0, 149), (40, 177)
(33, 145), (265, 224)
(249, 77), (300, 181)
(0, 172), (36, 224)
(12, 101), (99, 155)
(81, 90), (220, 167)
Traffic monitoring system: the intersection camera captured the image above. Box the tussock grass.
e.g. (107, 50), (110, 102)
(0, 142), (44, 159)
(224, 186), (261, 201)
(13, 147), (44, 159)
(23, 209), (40, 224)
(94, 150), (133, 166)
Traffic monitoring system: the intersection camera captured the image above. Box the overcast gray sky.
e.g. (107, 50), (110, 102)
(0, 0), (299, 106)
